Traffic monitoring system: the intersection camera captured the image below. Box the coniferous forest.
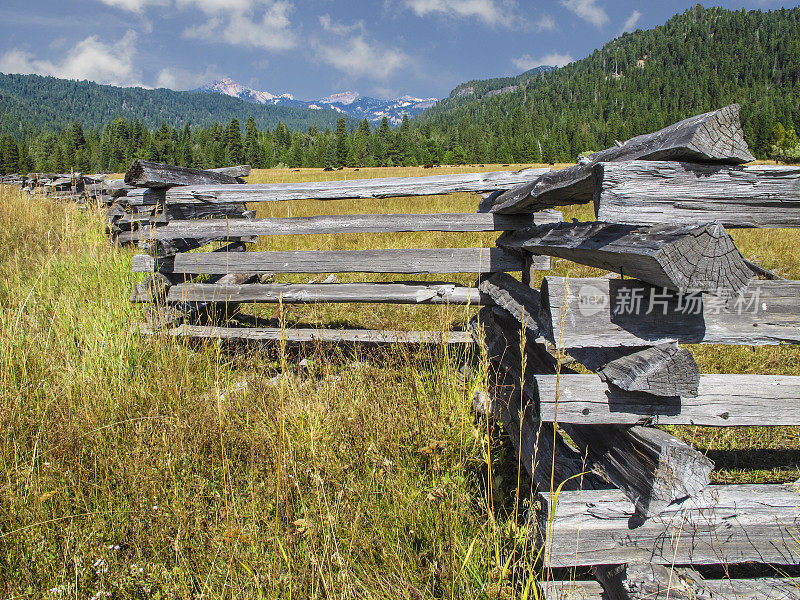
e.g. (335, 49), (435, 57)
(1, 5), (799, 175)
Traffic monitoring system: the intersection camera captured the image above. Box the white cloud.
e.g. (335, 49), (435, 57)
(156, 65), (222, 89)
(561, 0), (608, 27)
(534, 14), (557, 31)
(95, 0), (168, 12)
(182, 0), (297, 51)
(403, 0), (518, 28)
(619, 9), (641, 34)
(0, 30), (145, 87)
(315, 37), (408, 81)
(319, 14), (365, 36)
(512, 52), (574, 71)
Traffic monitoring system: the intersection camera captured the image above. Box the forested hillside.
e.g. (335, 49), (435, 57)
(417, 5), (800, 163)
(1, 5), (799, 175)
(0, 73), (351, 135)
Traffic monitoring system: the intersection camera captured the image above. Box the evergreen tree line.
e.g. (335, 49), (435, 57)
(0, 114), (470, 175)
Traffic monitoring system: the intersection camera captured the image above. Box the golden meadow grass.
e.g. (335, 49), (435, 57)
(0, 164), (798, 597)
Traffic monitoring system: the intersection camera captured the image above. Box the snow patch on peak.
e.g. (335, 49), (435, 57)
(320, 91), (360, 105)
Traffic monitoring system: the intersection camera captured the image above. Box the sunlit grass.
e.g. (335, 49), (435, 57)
(0, 162), (798, 597)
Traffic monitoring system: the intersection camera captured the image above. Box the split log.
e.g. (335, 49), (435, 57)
(487, 104), (754, 213)
(137, 233), (257, 258)
(543, 577), (800, 600)
(594, 162), (800, 228)
(571, 343), (700, 397)
(167, 282), (491, 305)
(147, 210), (563, 240)
(477, 272), (547, 338)
(146, 324), (473, 344)
(542, 277), (800, 347)
(124, 160), (242, 188)
(593, 563), (715, 600)
(207, 165), (251, 178)
(472, 306), (607, 493)
(561, 424), (713, 519)
(132, 248), (552, 275)
(535, 373), (800, 426)
(151, 168), (550, 205)
(538, 483), (800, 568)
(498, 221), (752, 295)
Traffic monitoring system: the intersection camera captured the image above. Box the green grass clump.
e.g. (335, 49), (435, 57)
(1, 163), (798, 597)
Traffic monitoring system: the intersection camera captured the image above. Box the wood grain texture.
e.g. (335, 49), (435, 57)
(488, 105), (754, 213)
(536, 373), (800, 426)
(542, 277), (800, 347)
(594, 563), (714, 600)
(472, 306), (608, 493)
(559, 423), (713, 518)
(147, 210), (563, 239)
(125, 160), (242, 188)
(132, 248), (552, 275)
(207, 165), (251, 178)
(540, 483), (800, 568)
(498, 221), (752, 295)
(595, 162), (800, 228)
(168, 281), (491, 305)
(154, 168), (550, 204)
(146, 324), (473, 344)
(590, 344), (700, 397)
(478, 272), (546, 338)
(543, 577), (800, 600)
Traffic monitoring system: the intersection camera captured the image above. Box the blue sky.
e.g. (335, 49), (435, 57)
(0, 0), (793, 100)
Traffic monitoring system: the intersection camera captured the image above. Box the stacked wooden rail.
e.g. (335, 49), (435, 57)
(473, 105), (800, 598)
(125, 161), (561, 341)
(1, 171), (116, 204)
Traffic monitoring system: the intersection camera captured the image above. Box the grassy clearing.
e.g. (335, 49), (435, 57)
(0, 164), (798, 597)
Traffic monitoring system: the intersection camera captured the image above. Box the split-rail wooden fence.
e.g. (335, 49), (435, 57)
(5, 103), (798, 598)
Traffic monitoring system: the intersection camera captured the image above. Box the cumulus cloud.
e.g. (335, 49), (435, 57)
(619, 9), (641, 34)
(156, 65), (222, 89)
(403, 0), (518, 28)
(0, 30), (145, 87)
(512, 52), (574, 71)
(313, 16), (408, 80)
(95, 0), (168, 12)
(534, 13), (557, 31)
(182, 0), (297, 51)
(561, 0), (608, 27)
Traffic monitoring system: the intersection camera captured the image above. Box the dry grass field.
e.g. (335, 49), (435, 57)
(0, 164), (798, 598)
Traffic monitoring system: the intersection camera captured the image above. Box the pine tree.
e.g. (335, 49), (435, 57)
(243, 116), (261, 168)
(334, 117), (348, 167)
(224, 118), (244, 165)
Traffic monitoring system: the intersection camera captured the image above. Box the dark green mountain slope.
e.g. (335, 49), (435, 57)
(0, 73), (353, 136)
(418, 5), (800, 161)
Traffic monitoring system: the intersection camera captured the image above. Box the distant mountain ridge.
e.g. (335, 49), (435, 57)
(0, 72), (355, 136)
(197, 77), (437, 126)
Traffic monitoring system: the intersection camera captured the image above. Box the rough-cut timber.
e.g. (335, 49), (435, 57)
(132, 248), (552, 275)
(543, 577), (800, 600)
(542, 277), (800, 347)
(156, 168), (550, 204)
(207, 165), (251, 178)
(168, 282), (491, 305)
(149, 325), (472, 344)
(472, 307), (608, 493)
(563, 423), (713, 518)
(124, 160), (242, 188)
(539, 483), (800, 568)
(477, 272), (545, 338)
(487, 105), (754, 213)
(148, 210), (563, 240)
(144, 272), (256, 328)
(594, 162), (800, 228)
(139, 234), (257, 258)
(574, 343), (701, 397)
(536, 373), (800, 426)
(498, 221), (752, 295)
(594, 563), (714, 600)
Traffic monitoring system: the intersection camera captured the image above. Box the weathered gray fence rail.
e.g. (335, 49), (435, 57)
(468, 105), (800, 597)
